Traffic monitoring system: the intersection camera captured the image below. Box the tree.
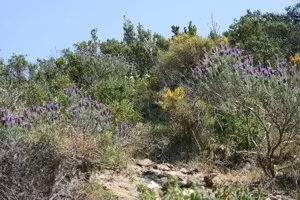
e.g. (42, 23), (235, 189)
(184, 21), (197, 36)
(153, 33), (169, 51)
(123, 16), (136, 45)
(286, 3), (300, 24)
(225, 5), (300, 64)
(6, 54), (29, 83)
(100, 39), (124, 55)
(171, 25), (180, 36)
(74, 29), (101, 56)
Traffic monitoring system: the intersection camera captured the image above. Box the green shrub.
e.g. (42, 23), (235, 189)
(215, 112), (261, 150)
(137, 184), (157, 200)
(91, 77), (135, 104)
(0, 78), (23, 109)
(92, 75), (152, 123)
(107, 99), (142, 124)
(23, 82), (47, 105)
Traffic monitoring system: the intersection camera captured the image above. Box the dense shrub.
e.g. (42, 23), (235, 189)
(157, 86), (215, 154)
(192, 45), (300, 177)
(62, 51), (135, 88)
(0, 135), (60, 200)
(159, 34), (213, 72)
(0, 78), (23, 109)
(214, 111), (261, 150)
(22, 82), (48, 105)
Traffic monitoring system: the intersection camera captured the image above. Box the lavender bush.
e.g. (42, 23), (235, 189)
(192, 45), (300, 177)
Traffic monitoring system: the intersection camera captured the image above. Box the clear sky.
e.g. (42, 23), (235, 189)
(0, 0), (296, 62)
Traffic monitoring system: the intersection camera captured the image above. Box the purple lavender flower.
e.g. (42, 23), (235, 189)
(64, 84), (77, 95)
(232, 64), (238, 71)
(277, 66), (283, 76)
(93, 102), (101, 110)
(23, 109), (31, 119)
(235, 49), (243, 56)
(46, 103), (54, 111)
(51, 111), (59, 121)
(14, 115), (23, 124)
(23, 121), (31, 128)
(193, 66), (200, 74)
(219, 49), (225, 55)
(251, 69), (258, 78)
(261, 68), (269, 77)
(53, 102), (59, 110)
(201, 66), (207, 74)
(32, 104), (37, 111)
(79, 99), (89, 107)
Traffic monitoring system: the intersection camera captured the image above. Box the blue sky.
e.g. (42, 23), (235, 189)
(0, 0), (295, 62)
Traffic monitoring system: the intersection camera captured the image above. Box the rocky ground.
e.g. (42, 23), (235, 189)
(90, 159), (296, 200)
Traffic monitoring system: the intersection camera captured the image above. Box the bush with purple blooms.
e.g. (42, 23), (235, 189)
(0, 84), (128, 199)
(0, 83), (130, 138)
(191, 45), (300, 177)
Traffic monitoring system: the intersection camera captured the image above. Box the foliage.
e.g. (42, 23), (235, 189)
(0, 134), (61, 199)
(91, 75), (151, 123)
(100, 38), (124, 55)
(158, 34), (214, 87)
(157, 86), (214, 153)
(63, 50), (135, 88)
(0, 78), (23, 109)
(137, 175), (265, 199)
(171, 21), (198, 37)
(225, 6), (300, 64)
(22, 82), (48, 105)
(161, 33), (213, 70)
(215, 112), (261, 150)
(192, 45), (300, 177)
(107, 99), (142, 124)
(5, 54), (29, 83)
(2, 4), (300, 197)
(212, 184), (265, 199)
(137, 184), (157, 200)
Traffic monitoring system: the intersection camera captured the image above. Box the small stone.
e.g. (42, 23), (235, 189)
(147, 180), (161, 189)
(180, 168), (188, 174)
(136, 159), (153, 167)
(154, 164), (171, 171)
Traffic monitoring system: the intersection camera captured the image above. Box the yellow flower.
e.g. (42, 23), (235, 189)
(290, 53), (300, 64)
(105, 131), (112, 138)
(174, 87), (185, 99)
(163, 88), (174, 98)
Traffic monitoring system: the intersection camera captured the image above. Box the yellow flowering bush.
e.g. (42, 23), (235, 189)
(159, 33), (214, 71)
(157, 87), (185, 111)
(290, 53), (300, 65)
(157, 87), (214, 151)
(216, 36), (229, 46)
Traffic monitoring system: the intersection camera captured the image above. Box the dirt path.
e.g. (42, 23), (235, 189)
(91, 159), (295, 200)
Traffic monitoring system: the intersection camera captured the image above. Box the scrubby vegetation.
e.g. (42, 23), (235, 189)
(1, 3), (300, 200)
